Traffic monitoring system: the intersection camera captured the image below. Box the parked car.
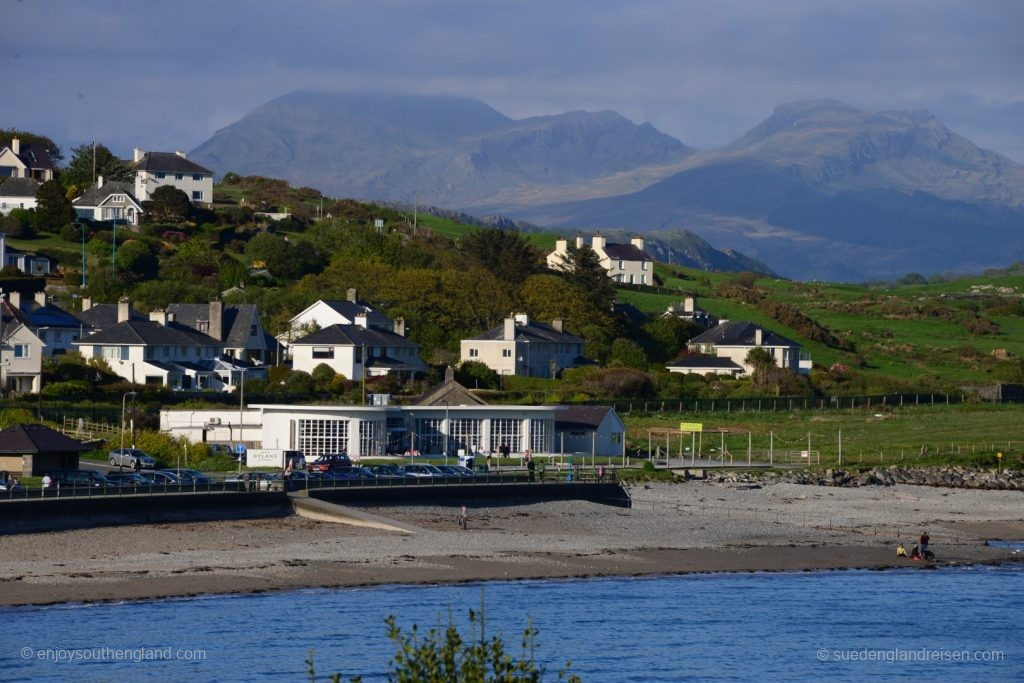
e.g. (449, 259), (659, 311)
(108, 448), (157, 469)
(224, 472), (281, 491)
(105, 472), (154, 487)
(282, 470), (326, 486)
(436, 465), (474, 477)
(53, 469), (110, 488)
(364, 464), (409, 479)
(309, 453), (352, 472)
(159, 469), (216, 485)
(398, 464), (446, 478)
(327, 466), (377, 480)
(148, 470), (183, 485)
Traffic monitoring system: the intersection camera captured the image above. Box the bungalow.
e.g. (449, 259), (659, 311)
(666, 355), (744, 378)
(131, 148), (214, 203)
(547, 233), (654, 285)
(460, 313), (586, 378)
(73, 177), (143, 226)
(74, 300), (263, 390)
(0, 423), (89, 477)
(167, 300), (276, 365)
(554, 405), (627, 458)
(289, 317), (424, 380)
(0, 177), (40, 215)
(0, 137), (57, 181)
(681, 320), (811, 377)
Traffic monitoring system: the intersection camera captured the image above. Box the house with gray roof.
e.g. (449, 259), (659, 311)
(75, 297), (147, 333)
(666, 354), (744, 378)
(554, 405), (626, 458)
(131, 148), (214, 203)
(3, 290), (85, 356)
(0, 302), (43, 394)
(0, 233), (50, 275)
(73, 177), (143, 226)
(460, 313), (587, 377)
(0, 177), (40, 215)
(290, 316), (424, 380)
(0, 423), (89, 477)
(0, 137), (57, 182)
(167, 300), (276, 365)
(547, 233), (654, 285)
(281, 289), (393, 347)
(682, 320), (811, 377)
(74, 300), (264, 391)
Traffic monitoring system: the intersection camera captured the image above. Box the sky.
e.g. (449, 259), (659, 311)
(3, 0), (1023, 163)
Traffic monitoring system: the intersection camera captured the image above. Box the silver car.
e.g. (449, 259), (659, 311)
(108, 448), (157, 469)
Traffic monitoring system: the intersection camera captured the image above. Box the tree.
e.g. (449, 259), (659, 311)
(62, 142), (132, 192)
(558, 244), (616, 313)
(0, 129), (63, 162)
(456, 360), (500, 390)
(34, 179), (76, 231)
(608, 337), (649, 369)
(460, 228), (541, 284)
(148, 185), (191, 222)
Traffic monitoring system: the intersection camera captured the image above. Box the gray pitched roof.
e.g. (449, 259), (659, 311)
(8, 142), (57, 172)
(688, 320), (799, 348)
(0, 177), (41, 197)
(415, 368), (488, 406)
(131, 151), (213, 175)
(7, 299), (82, 330)
(555, 405), (615, 430)
(291, 324), (420, 348)
(166, 303), (264, 349)
(73, 181), (141, 208)
(74, 303), (147, 331)
(603, 243), (651, 261)
(76, 320), (222, 347)
(0, 423), (89, 454)
(468, 320), (585, 344)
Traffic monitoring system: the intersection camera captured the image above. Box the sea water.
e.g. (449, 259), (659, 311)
(2, 565), (1022, 681)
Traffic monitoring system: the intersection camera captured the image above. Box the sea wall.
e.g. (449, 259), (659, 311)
(709, 466), (1024, 491)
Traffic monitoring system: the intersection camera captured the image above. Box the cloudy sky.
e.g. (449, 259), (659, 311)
(4, 0), (1023, 162)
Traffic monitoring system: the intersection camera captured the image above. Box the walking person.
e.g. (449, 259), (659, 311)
(458, 505), (468, 530)
(42, 472), (53, 489)
(920, 531), (930, 556)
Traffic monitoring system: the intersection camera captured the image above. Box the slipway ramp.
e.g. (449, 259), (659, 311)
(287, 490), (422, 533)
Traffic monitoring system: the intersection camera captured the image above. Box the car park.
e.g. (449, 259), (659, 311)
(158, 469), (216, 485)
(148, 470), (182, 485)
(436, 465), (474, 477)
(364, 464), (409, 479)
(108, 448), (157, 469)
(224, 472), (281, 491)
(398, 464), (446, 478)
(309, 453), (352, 472)
(105, 472), (154, 487)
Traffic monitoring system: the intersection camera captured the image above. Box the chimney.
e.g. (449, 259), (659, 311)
(755, 327), (763, 346)
(81, 296), (92, 312)
(631, 236), (645, 252)
(34, 291), (47, 307)
(684, 297), (695, 313)
(393, 317), (406, 337)
(575, 233), (584, 249)
(355, 312), (368, 328)
(117, 298), (130, 323)
(97, 175), (104, 189)
(149, 309), (169, 325)
(592, 233), (606, 250)
(503, 316), (516, 341)
(347, 288), (358, 303)
(11, 138), (20, 155)
(514, 312), (529, 325)
(444, 366), (455, 384)
(209, 299), (223, 341)
(175, 150), (186, 158)
(133, 147), (145, 163)
(9, 291), (21, 309)
(551, 319), (563, 333)
(555, 238), (567, 253)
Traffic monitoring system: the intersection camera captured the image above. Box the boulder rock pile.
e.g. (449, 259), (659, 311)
(707, 466), (1024, 491)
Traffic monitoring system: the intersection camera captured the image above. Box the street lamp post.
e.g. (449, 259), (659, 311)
(119, 390), (137, 471)
(237, 367), (250, 474)
(79, 222), (87, 287)
(443, 400), (449, 465)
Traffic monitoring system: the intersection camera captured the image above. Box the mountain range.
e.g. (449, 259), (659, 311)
(192, 92), (1024, 281)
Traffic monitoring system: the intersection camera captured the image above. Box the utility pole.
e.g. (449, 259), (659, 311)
(413, 191), (418, 235)
(92, 140), (96, 185)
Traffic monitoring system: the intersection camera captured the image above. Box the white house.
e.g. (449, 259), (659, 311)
(665, 355), (744, 377)
(73, 177), (143, 226)
(2, 291), (84, 356)
(289, 318), (425, 380)
(281, 289), (393, 346)
(74, 300), (263, 390)
(0, 233), (50, 275)
(662, 296), (718, 328)
(0, 321), (43, 394)
(547, 233), (654, 285)
(131, 148), (214, 203)
(0, 178), (39, 215)
(460, 313), (586, 377)
(682, 320), (812, 377)
(0, 137), (56, 181)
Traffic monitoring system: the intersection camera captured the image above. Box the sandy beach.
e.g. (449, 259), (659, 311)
(2, 481), (1022, 607)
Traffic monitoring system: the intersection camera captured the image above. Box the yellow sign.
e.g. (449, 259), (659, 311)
(680, 422), (703, 433)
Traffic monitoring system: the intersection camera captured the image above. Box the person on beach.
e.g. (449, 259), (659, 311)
(42, 472), (52, 489)
(920, 531), (930, 556)
(458, 505), (468, 530)
(910, 545), (921, 560)
(897, 543), (907, 557)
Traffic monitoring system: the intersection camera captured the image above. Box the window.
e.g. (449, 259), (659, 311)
(450, 418), (483, 454)
(198, 321), (208, 332)
(175, 173), (184, 180)
(615, 274), (622, 282)
(298, 418), (349, 458)
(192, 191), (202, 200)
(468, 348), (479, 358)
(530, 419), (549, 453)
(414, 418), (444, 454)
(641, 274), (648, 285)
(156, 172), (166, 179)
(13, 344), (29, 358)
(618, 260), (624, 270)
(629, 274), (635, 284)
(502, 349), (512, 358)
(101, 345), (128, 361)
(489, 418), (521, 453)
(145, 375), (162, 385)
(359, 420), (384, 457)
(642, 261), (649, 271)
(312, 347), (334, 359)
(611, 432), (623, 445)
(192, 174), (203, 181)
(110, 194), (126, 203)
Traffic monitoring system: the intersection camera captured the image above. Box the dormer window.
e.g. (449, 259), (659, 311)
(110, 194), (126, 203)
